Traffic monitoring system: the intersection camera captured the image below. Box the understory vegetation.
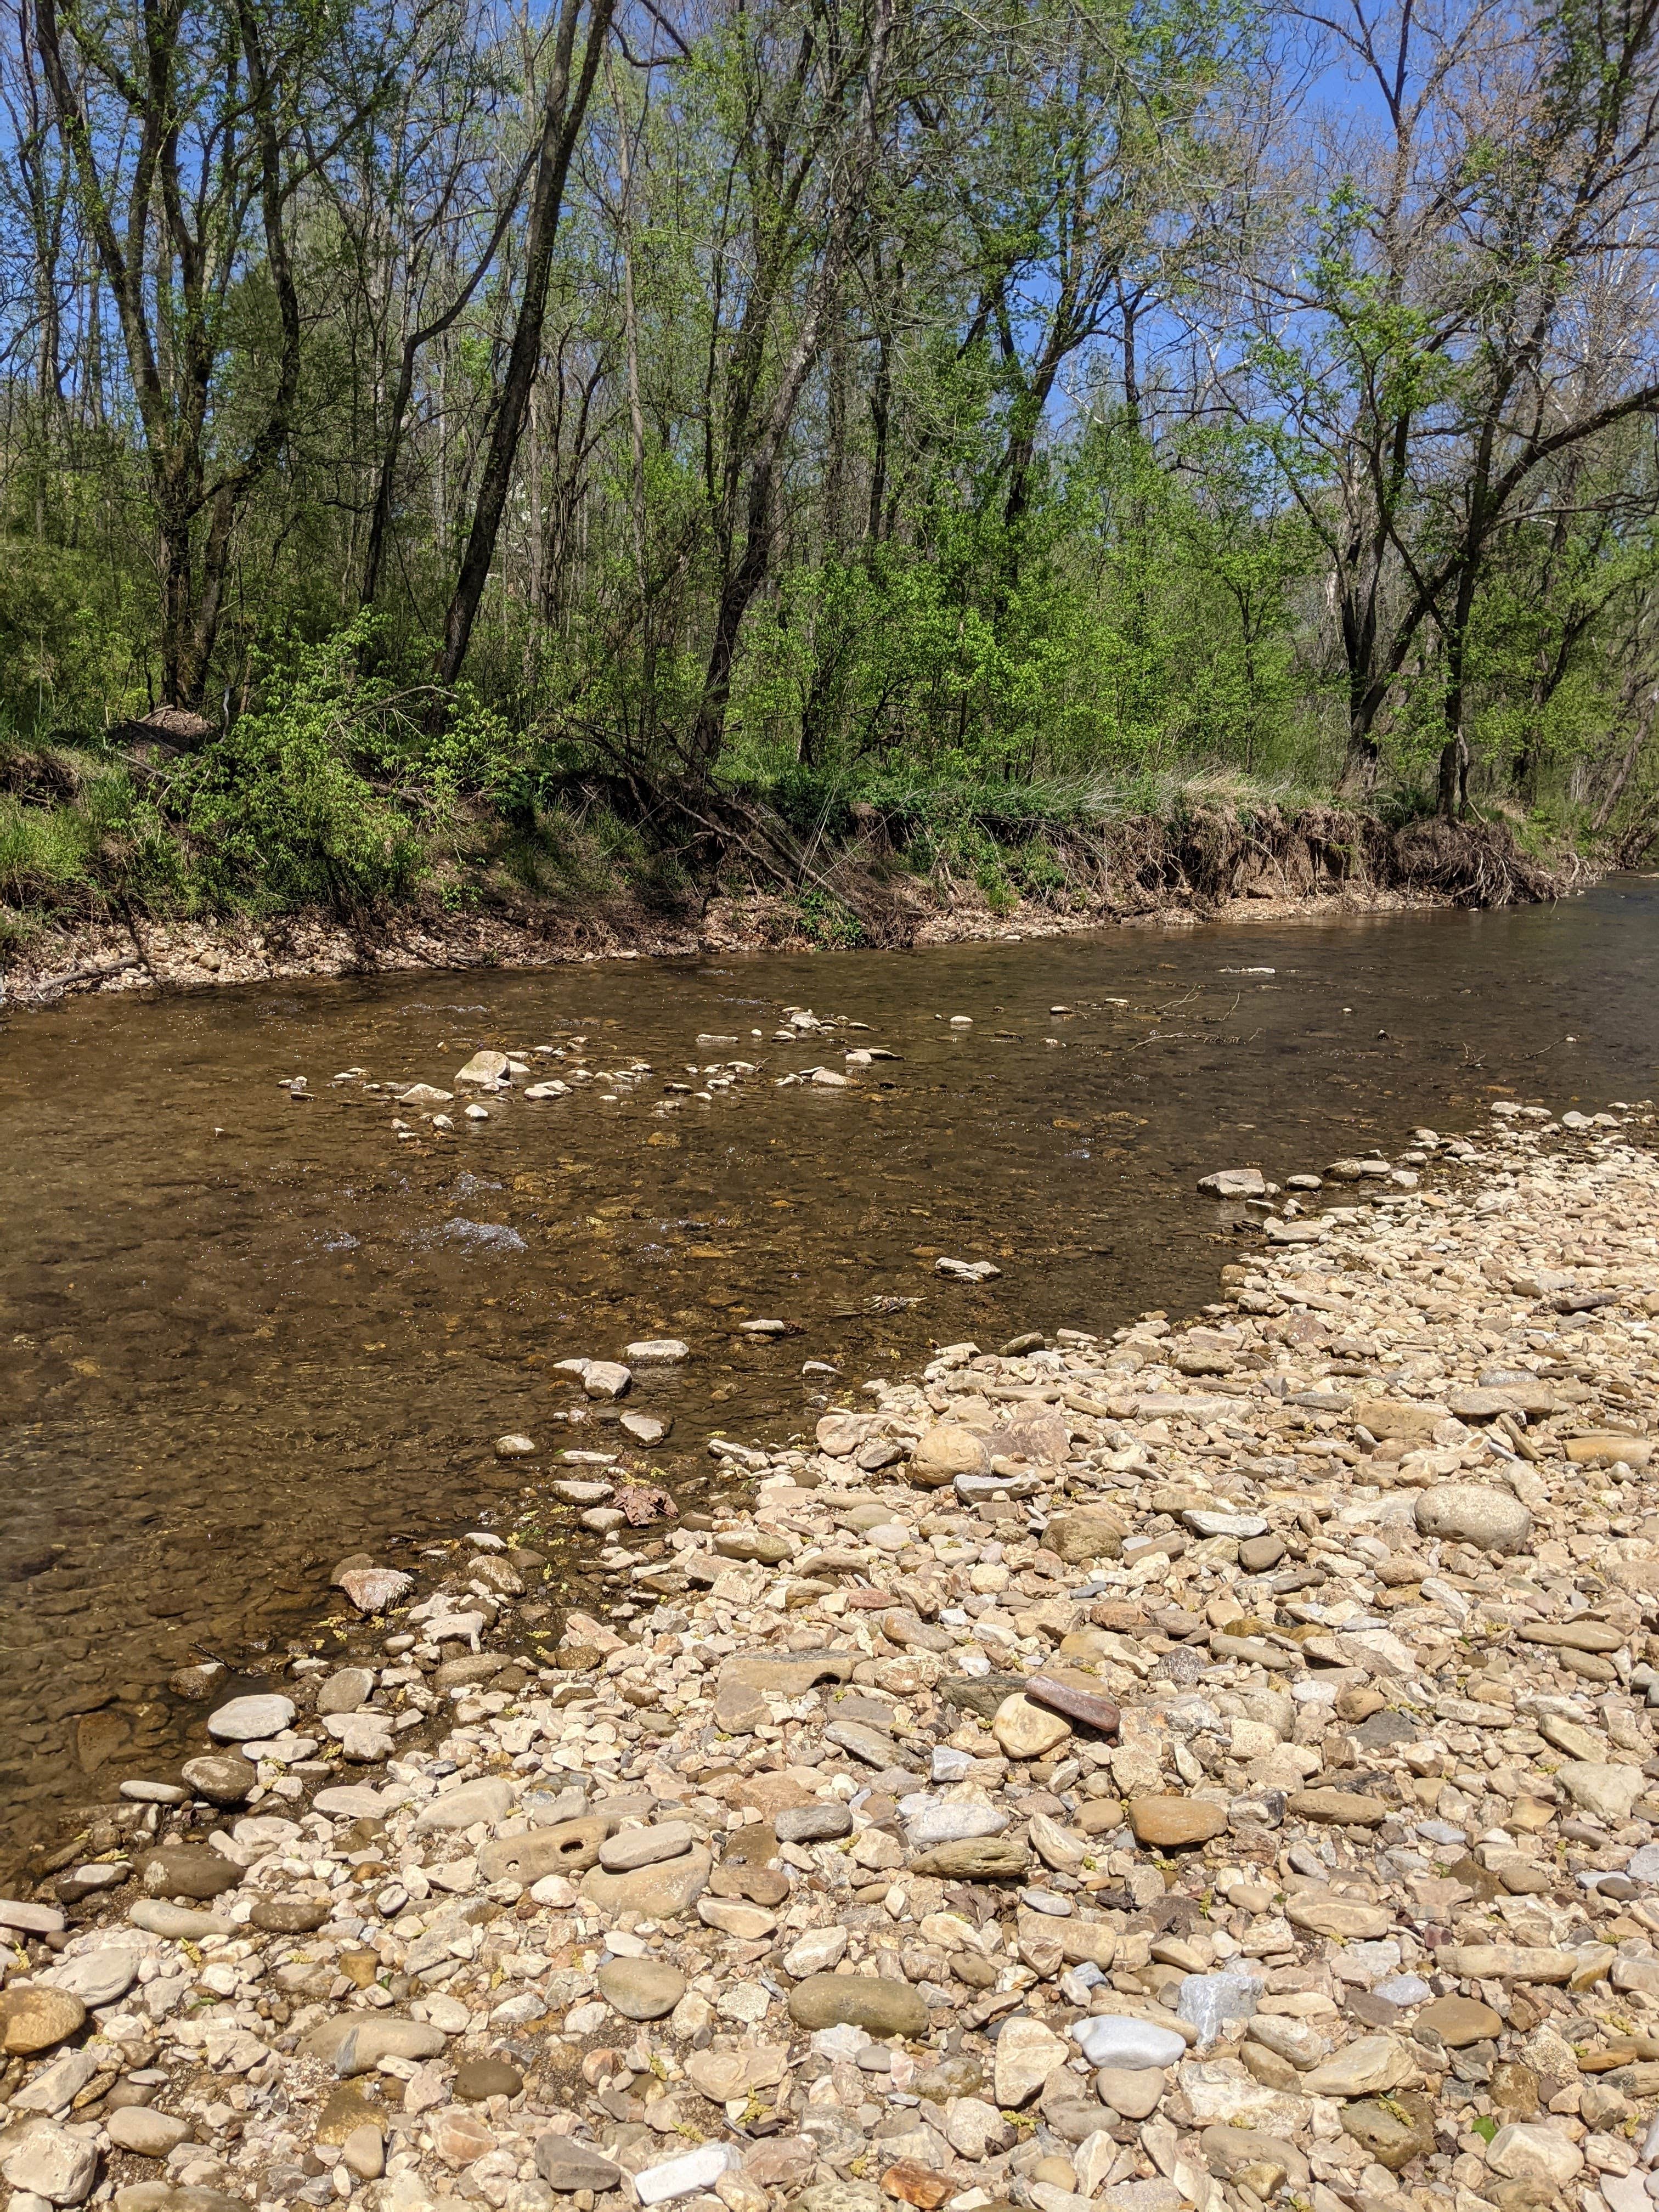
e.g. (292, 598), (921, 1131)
(1, 0), (1657, 941)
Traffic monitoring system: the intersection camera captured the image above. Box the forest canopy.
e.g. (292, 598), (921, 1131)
(2, 0), (1658, 923)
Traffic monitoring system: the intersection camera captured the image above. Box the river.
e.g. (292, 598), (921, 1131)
(1, 878), (1656, 1875)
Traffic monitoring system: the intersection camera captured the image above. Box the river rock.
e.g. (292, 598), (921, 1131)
(140, 1847), (241, 1899)
(1413, 1483), (1531, 1553)
(413, 1778), (515, 1833)
(128, 1902), (230, 1939)
(992, 1694), (1071, 1757)
(337, 1566), (414, 1614)
(44, 1945), (139, 2006)
(1302, 2034), (1412, 2097)
(1044, 1512), (1126, 1564)
(1484, 2121), (1583, 2188)
(1, 2119), (98, 2203)
(535, 2138), (623, 2193)
(0, 1901), (65, 1936)
(597, 1819), (697, 1871)
(479, 1818), (611, 1883)
(581, 1360), (631, 1399)
(1285, 1891), (1392, 1940)
(454, 2057), (524, 2102)
(580, 1844), (710, 1919)
(1555, 1760), (1645, 1823)
(1198, 1169), (1266, 1197)
(992, 2017), (1068, 2105)
(250, 1898), (331, 1934)
(1094, 2067), (1168, 2119)
(315, 1667), (376, 1716)
(1285, 1786), (1388, 1826)
(455, 1050), (509, 1085)
(303, 2017), (447, 2076)
(908, 1838), (1029, 1880)
(1127, 1797), (1227, 1848)
(0, 1987), (86, 2054)
(1415, 1994), (1503, 2046)
(1076, 2017), (1187, 2070)
(205, 1693), (295, 1741)
(905, 1801), (1008, 1847)
(598, 1957), (686, 2019)
(625, 1339), (689, 1363)
(107, 2111), (190, 2159)
(908, 1426), (991, 1486)
(1341, 2093), (1437, 2172)
(180, 1753), (257, 1805)
(787, 1974), (929, 2036)
(636, 2143), (742, 2205)
(776, 1803), (853, 1843)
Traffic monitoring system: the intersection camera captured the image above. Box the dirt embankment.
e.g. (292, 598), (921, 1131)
(0, 805), (1585, 1007)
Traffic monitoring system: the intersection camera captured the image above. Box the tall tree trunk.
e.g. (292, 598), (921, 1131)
(435, 0), (617, 689)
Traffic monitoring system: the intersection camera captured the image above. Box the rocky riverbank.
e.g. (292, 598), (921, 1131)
(4, 1104), (1659, 2212)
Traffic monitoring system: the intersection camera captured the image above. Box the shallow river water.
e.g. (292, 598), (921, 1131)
(3, 879), (1658, 1874)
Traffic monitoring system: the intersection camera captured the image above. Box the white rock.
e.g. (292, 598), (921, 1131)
(206, 1694), (295, 1741)
(993, 2016), (1069, 2106)
(634, 2143), (742, 2204)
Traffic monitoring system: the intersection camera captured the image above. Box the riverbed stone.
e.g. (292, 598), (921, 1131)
(908, 1426), (991, 1486)
(205, 1693), (295, 1741)
(597, 1956), (686, 2019)
(1076, 2018), (1187, 2070)
(140, 1847), (241, 1899)
(1413, 1483), (1532, 1553)
(788, 1974), (929, 2036)
(106, 2110), (190, 2159)
(1094, 2067), (1167, 2119)
(992, 2017), (1068, 2106)
(1044, 1512), (1127, 1564)
(413, 1778), (515, 1832)
(1127, 1796), (1227, 1848)
(179, 1752), (257, 1805)
(992, 1694), (1071, 1757)
(0, 1987), (86, 2054)
(581, 1844), (711, 1920)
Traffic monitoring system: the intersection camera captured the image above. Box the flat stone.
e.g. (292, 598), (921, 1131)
(776, 1803), (854, 1844)
(1485, 2121), (1583, 2189)
(580, 1844), (711, 1920)
(1286, 1787), (1388, 1826)
(636, 2144), (742, 2206)
(114, 2189), (246, 2212)
(1302, 2034), (1412, 2097)
(992, 1694), (1072, 1758)
(1285, 1891), (1392, 1940)
(721, 1651), (858, 1697)
(2, 2119), (98, 2203)
(44, 1945), (139, 2006)
(250, 1898), (331, 1934)
(788, 1974), (930, 2037)
(1094, 2067), (1167, 2119)
(906, 1802), (1008, 1847)
(1076, 2017), (1187, 2070)
(597, 1820), (697, 1872)
(908, 1837), (1029, 1880)
(179, 1754), (257, 1805)
(12, 2050), (99, 2114)
(698, 1897), (775, 1939)
(825, 1718), (905, 1767)
(205, 1694), (295, 1742)
(1352, 1400), (1447, 1440)
(413, 1778), (515, 1833)
(140, 1847), (241, 1900)
(1515, 1620), (1623, 1653)
(1182, 1509), (1268, 1540)
(1413, 1484), (1531, 1554)
(0, 1987), (86, 2054)
(1556, 1761), (1645, 1825)
(1198, 1169), (1266, 1197)
(715, 1531), (794, 1564)
(1414, 1994), (1503, 2047)
(304, 2016), (448, 2076)
(535, 2138), (624, 2193)
(597, 1957), (686, 2020)
(1441, 1943), (1577, 1983)
(315, 1668), (376, 1717)
(0, 1901), (65, 1936)
(993, 2017), (1069, 2106)
(1128, 1797), (1227, 1849)
(626, 1339), (690, 1363)
(128, 1902), (230, 1939)
(1023, 1675), (1120, 1736)
(107, 2111), (191, 2158)
(479, 1818), (611, 1883)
